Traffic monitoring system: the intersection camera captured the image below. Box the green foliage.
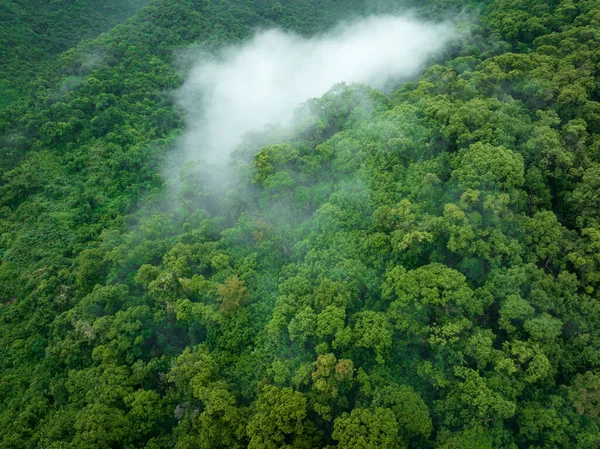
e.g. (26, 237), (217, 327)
(2, 0), (600, 447)
(247, 385), (316, 449)
(0, 0), (149, 107)
(332, 407), (400, 449)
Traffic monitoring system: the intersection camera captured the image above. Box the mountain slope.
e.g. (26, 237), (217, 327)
(1, 0), (600, 448)
(0, 0), (153, 107)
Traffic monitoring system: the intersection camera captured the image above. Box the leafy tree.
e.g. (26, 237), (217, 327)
(332, 407), (400, 449)
(247, 386), (316, 449)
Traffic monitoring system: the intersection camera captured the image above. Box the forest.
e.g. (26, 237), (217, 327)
(1, 0), (600, 447)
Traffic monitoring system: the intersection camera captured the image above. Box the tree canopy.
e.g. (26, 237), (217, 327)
(1, 0), (600, 447)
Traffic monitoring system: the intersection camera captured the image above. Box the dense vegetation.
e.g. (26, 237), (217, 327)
(0, 0), (152, 108)
(1, 0), (600, 447)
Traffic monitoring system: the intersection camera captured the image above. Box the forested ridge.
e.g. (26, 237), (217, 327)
(0, 0), (153, 108)
(1, 0), (600, 448)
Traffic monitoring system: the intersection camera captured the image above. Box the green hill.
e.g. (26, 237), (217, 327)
(0, 0), (153, 107)
(1, 0), (599, 448)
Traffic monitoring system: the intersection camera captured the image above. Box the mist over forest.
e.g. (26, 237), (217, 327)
(177, 15), (453, 164)
(1, 0), (600, 448)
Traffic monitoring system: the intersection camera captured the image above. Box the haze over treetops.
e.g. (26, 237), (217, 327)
(1, 0), (600, 448)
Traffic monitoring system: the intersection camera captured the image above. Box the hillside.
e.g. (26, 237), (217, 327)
(0, 0), (153, 107)
(1, 0), (600, 448)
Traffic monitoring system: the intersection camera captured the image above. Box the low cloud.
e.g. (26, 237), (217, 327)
(176, 15), (455, 164)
